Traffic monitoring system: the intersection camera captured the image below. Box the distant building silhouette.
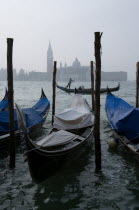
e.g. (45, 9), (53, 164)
(47, 41), (53, 73)
(57, 57), (127, 82)
(101, 71), (127, 81)
(57, 58), (90, 81)
(0, 42), (128, 81)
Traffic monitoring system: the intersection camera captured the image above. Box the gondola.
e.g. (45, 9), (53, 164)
(57, 83), (120, 94)
(0, 89), (8, 112)
(105, 89), (139, 156)
(0, 89), (50, 151)
(16, 94), (94, 182)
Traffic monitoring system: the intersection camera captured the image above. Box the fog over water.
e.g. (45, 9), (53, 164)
(0, 0), (139, 80)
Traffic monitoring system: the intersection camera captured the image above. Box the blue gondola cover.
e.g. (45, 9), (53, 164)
(33, 98), (50, 116)
(0, 108), (43, 133)
(0, 95), (50, 133)
(105, 94), (139, 141)
(0, 99), (8, 111)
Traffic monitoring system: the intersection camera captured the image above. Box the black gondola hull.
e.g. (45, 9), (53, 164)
(26, 129), (93, 182)
(57, 83), (120, 94)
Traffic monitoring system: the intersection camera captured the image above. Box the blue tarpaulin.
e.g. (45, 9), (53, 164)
(33, 98), (50, 116)
(0, 108), (43, 133)
(0, 96), (50, 133)
(105, 94), (139, 141)
(0, 99), (8, 111)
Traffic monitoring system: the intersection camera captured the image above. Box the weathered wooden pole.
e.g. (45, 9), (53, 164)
(136, 62), (139, 108)
(93, 32), (103, 170)
(7, 38), (16, 168)
(52, 61), (57, 125)
(90, 61), (95, 111)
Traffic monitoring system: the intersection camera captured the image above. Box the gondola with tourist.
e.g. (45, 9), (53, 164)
(16, 94), (94, 182)
(105, 89), (139, 156)
(57, 82), (120, 94)
(0, 89), (50, 151)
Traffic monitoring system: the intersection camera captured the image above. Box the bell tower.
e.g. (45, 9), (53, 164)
(47, 41), (53, 73)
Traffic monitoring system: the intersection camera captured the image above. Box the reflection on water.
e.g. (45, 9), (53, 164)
(0, 81), (139, 209)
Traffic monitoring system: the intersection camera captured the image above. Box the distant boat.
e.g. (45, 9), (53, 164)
(0, 89), (50, 151)
(16, 94), (94, 182)
(57, 83), (120, 94)
(105, 89), (139, 156)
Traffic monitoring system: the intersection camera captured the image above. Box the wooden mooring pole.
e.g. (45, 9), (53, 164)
(90, 61), (95, 111)
(136, 62), (139, 108)
(7, 38), (15, 168)
(93, 32), (103, 170)
(52, 61), (57, 125)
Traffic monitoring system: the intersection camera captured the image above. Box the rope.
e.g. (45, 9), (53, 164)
(25, 143), (70, 157)
(127, 133), (139, 142)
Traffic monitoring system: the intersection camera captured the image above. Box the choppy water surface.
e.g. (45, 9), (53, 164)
(0, 81), (139, 210)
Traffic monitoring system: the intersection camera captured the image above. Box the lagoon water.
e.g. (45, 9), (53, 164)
(0, 80), (139, 210)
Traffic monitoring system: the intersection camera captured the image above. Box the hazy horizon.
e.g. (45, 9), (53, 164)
(0, 0), (139, 80)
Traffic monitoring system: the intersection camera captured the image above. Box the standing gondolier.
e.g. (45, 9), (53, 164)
(66, 78), (74, 89)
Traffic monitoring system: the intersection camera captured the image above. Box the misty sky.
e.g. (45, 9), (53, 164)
(0, 0), (139, 80)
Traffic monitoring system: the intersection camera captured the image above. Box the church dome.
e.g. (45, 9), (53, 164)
(72, 57), (81, 68)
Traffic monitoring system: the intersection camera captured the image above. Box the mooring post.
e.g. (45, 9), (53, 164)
(93, 32), (103, 170)
(7, 38), (15, 168)
(136, 62), (139, 108)
(52, 61), (57, 125)
(90, 61), (95, 111)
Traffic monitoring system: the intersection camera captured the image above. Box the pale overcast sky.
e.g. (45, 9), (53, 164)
(0, 0), (139, 80)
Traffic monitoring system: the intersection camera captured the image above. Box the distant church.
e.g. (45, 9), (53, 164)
(57, 58), (90, 81)
(47, 41), (53, 73)
(46, 42), (89, 81)
(46, 42), (127, 81)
